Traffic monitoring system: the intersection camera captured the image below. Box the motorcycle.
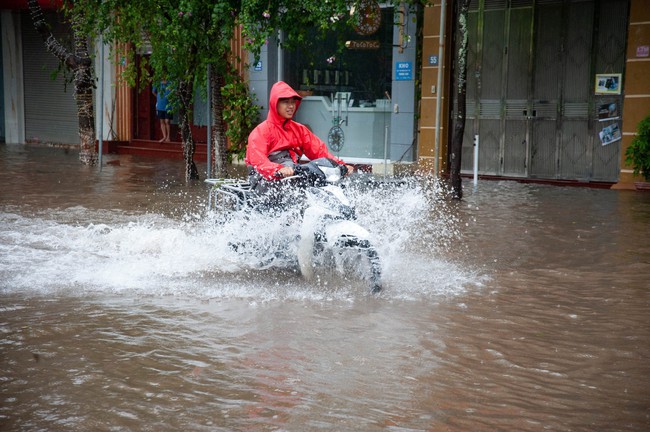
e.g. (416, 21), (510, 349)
(205, 158), (382, 294)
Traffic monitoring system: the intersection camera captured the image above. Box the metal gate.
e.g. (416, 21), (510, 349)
(21, 11), (79, 145)
(460, 0), (629, 182)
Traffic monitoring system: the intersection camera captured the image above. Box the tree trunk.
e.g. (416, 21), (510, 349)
(177, 80), (199, 180)
(28, 0), (97, 166)
(449, 0), (471, 200)
(71, 13), (97, 165)
(209, 70), (229, 178)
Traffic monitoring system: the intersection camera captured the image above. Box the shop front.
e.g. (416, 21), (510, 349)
(460, 0), (630, 183)
(249, 3), (420, 166)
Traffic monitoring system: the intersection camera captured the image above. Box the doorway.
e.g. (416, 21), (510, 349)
(460, 0), (629, 182)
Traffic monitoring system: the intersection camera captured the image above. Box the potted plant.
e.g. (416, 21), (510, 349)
(625, 113), (650, 189)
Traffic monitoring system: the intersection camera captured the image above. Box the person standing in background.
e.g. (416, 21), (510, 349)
(153, 79), (173, 142)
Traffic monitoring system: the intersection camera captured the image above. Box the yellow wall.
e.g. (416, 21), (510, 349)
(616, 0), (650, 188)
(418, 0), (451, 176)
(114, 43), (132, 142)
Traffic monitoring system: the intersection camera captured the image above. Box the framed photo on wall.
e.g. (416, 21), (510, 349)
(595, 73), (622, 95)
(599, 123), (622, 146)
(598, 102), (620, 121)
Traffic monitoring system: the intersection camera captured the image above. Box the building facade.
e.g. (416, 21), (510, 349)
(2, 1), (649, 188)
(419, 0), (650, 189)
(249, 2), (420, 170)
(1, 2), (116, 147)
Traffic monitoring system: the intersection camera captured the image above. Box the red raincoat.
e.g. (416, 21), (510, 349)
(245, 81), (345, 180)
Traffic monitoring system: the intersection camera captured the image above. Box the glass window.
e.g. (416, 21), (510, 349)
(282, 7), (393, 103)
(283, 7), (395, 160)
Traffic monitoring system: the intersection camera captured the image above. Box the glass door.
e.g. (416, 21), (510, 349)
(283, 7), (394, 160)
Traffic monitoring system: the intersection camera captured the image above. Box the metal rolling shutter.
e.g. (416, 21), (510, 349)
(21, 11), (78, 145)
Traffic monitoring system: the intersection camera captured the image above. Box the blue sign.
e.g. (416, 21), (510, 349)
(429, 55), (439, 66)
(254, 61), (263, 71)
(395, 62), (412, 81)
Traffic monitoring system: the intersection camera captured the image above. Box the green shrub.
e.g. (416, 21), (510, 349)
(625, 114), (650, 181)
(221, 75), (259, 163)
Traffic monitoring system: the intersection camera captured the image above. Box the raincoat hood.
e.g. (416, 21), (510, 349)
(267, 81), (302, 127)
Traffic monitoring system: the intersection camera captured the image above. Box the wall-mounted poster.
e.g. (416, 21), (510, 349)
(599, 123), (622, 146)
(595, 73), (622, 95)
(598, 102), (619, 122)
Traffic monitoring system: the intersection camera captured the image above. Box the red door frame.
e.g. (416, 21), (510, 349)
(130, 54), (206, 143)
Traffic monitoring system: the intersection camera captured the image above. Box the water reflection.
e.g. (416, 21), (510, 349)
(1, 144), (649, 431)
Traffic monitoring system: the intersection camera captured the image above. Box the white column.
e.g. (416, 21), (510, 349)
(94, 35), (115, 141)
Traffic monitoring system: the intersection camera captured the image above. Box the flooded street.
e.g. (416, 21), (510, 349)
(1, 144), (649, 431)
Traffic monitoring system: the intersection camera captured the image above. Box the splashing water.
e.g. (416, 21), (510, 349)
(0, 174), (477, 301)
(5, 148), (648, 432)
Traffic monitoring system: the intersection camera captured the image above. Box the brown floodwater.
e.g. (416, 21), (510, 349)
(1, 143), (649, 431)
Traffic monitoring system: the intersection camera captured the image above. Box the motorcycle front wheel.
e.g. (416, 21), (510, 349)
(334, 237), (382, 294)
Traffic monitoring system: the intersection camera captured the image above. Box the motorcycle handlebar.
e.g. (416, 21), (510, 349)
(275, 161), (349, 184)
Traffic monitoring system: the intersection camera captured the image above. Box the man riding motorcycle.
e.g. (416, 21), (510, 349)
(245, 81), (354, 207)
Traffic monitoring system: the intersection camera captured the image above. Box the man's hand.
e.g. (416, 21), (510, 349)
(277, 166), (295, 177)
(344, 165), (355, 176)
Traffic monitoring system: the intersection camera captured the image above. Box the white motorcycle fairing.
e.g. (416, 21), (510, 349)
(208, 158), (382, 293)
(324, 220), (371, 244)
(297, 195), (372, 283)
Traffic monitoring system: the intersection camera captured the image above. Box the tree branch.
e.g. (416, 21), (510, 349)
(27, 0), (90, 70)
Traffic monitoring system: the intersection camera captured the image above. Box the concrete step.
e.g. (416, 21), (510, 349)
(117, 139), (208, 161)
